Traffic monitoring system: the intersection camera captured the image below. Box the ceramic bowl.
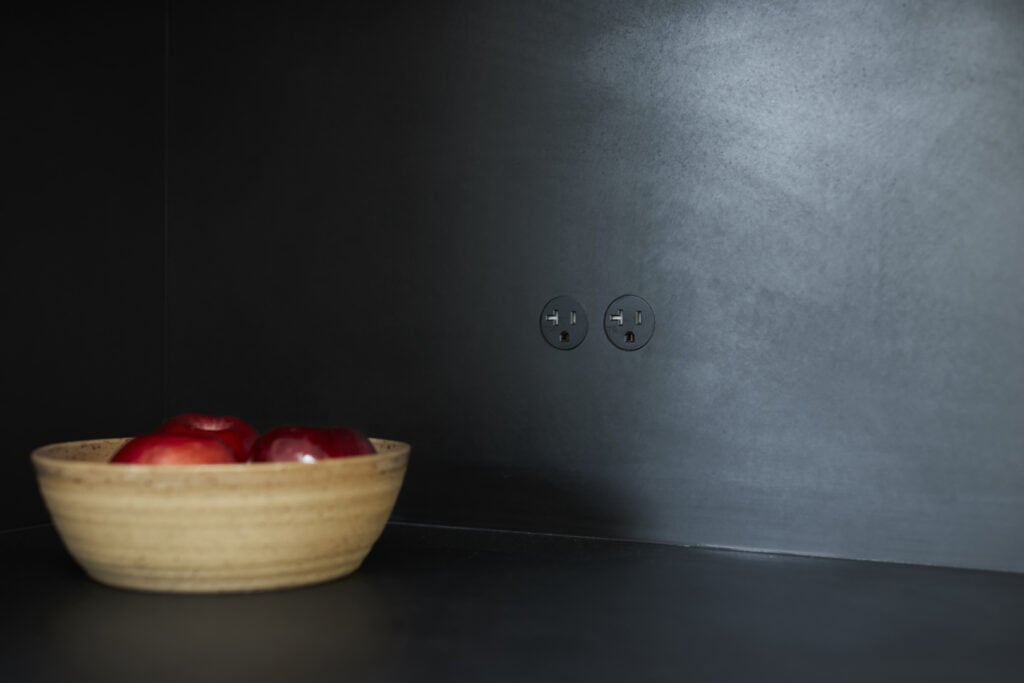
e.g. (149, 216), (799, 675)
(31, 437), (409, 593)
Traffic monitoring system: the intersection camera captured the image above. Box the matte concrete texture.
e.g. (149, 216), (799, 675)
(165, 1), (1024, 571)
(4, 523), (1024, 683)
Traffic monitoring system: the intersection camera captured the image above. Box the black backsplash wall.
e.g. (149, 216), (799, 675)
(2, 3), (165, 529)
(166, 0), (1024, 572)
(11, 1), (1019, 571)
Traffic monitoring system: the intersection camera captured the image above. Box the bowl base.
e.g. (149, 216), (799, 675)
(82, 558), (366, 593)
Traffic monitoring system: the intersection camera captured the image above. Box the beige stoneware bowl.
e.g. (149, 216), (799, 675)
(31, 437), (410, 593)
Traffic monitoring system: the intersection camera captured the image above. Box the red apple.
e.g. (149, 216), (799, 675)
(157, 413), (259, 462)
(110, 433), (237, 465)
(250, 426), (375, 463)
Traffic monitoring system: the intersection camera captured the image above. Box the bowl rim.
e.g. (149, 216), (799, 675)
(31, 436), (409, 474)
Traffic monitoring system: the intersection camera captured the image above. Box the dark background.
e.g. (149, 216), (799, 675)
(5, 1), (1023, 572)
(2, 3), (165, 528)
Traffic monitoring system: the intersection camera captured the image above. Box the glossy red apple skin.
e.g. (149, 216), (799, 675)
(250, 426), (375, 463)
(110, 433), (237, 465)
(157, 413), (260, 462)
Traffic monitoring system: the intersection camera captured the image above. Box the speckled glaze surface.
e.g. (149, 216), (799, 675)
(31, 437), (409, 593)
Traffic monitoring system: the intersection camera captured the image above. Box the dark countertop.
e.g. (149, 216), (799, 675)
(2, 523), (1022, 682)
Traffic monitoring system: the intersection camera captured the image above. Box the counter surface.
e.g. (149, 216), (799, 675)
(2, 523), (1022, 682)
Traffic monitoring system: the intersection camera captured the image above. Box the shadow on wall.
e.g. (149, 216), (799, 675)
(392, 459), (641, 539)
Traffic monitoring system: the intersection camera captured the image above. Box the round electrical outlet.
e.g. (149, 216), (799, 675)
(604, 295), (655, 350)
(539, 296), (588, 350)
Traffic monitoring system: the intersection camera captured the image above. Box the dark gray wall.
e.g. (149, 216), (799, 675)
(1, 3), (166, 529)
(167, 1), (1024, 571)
